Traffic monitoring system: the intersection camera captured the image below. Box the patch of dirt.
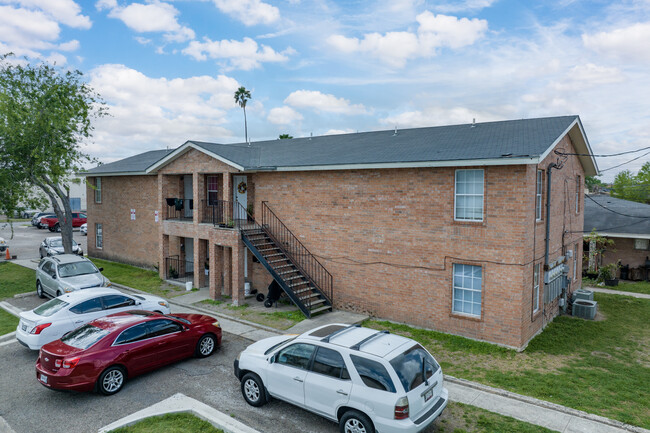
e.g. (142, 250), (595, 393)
(193, 298), (301, 330)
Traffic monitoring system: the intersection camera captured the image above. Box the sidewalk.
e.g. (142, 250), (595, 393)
(585, 286), (650, 300)
(3, 262), (648, 433)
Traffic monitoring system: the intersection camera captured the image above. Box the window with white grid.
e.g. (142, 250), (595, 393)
(452, 264), (482, 317)
(533, 263), (540, 313)
(536, 170), (543, 221)
(455, 169), (484, 221)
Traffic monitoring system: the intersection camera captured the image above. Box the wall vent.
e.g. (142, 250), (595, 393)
(572, 299), (597, 320)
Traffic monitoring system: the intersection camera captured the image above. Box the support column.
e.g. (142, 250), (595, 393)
(160, 234), (169, 280)
(196, 238), (208, 288)
(231, 241), (245, 306)
(194, 172), (205, 224)
(222, 173), (231, 206)
(223, 247), (231, 297)
(209, 243), (219, 299)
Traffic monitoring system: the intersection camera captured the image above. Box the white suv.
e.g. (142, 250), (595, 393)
(234, 324), (448, 433)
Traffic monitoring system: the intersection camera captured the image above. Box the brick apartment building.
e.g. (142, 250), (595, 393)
(82, 115), (597, 349)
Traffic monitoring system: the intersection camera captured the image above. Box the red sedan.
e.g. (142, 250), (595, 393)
(36, 310), (222, 395)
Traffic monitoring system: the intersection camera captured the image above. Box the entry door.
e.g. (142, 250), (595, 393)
(183, 175), (193, 218)
(184, 238), (194, 274)
(233, 175), (247, 220)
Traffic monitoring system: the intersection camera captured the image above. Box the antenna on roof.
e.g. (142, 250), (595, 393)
(309, 132), (312, 140)
(471, 118), (476, 128)
(393, 125), (398, 136)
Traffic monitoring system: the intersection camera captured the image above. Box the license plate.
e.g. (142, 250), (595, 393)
(424, 388), (433, 402)
(40, 374), (48, 384)
(21, 324), (27, 331)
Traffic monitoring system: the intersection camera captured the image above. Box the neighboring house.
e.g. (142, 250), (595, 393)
(583, 195), (650, 280)
(81, 116), (597, 349)
(18, 176), (87, 214)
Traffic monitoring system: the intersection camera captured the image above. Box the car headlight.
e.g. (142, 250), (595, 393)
(63, 287), (73, 293)
(212, 320), (220, 328)
(236, 351), (241, 361)
(158, 301), (169, 308)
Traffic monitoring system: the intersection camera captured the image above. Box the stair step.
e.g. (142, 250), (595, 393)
(259, 247), (280, 253)
(285, 275), (305, 281)
(309, 305), (332, 315)
(273, 264), (294, 270)
(265, 253), (285, 258)
(299, 292), (321, 300)
(253, 242), (274, 248)
(278, 269), (298, 276)
(268, 258), (289, 264)
(294, 287), (312, 295)
(305, 298), (327, 307)
(289, 281), (310, 288)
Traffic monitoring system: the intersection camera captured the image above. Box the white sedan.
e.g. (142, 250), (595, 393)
(16, 288), (171, 350)
(80, 223), (87, 236)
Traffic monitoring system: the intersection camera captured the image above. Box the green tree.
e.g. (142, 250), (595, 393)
(611, 162), (650, 204)
(278, 133), (293, 139)
(0, 54), (107, 253)
(585, 175), (605, 192)
(234, 86), (251, 143)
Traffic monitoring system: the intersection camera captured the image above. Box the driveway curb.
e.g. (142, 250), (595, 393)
(98, 393), (260, 433)
(445, 375), (650, 433)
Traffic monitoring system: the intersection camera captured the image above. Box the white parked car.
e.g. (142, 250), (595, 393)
(80, 223), (87, 236)
(16, 288), (171, 350)
(234, 324), (448, 433)
(0, 237), (7, 253)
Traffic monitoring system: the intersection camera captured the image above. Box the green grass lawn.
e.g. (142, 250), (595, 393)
(437, 402), (555, 433)
(583, 277), (650, 295)
(198, 299), (306, 330)
(0, 262), (35, 299)
(110, 413), (224, 433)
(366, 293), (650, 429)
(90, 258), (188, 298)
(0, 308), (19, 335)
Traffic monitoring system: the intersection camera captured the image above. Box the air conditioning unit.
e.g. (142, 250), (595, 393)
(572, 288), (594, 302)
(572, 300), (597, 320)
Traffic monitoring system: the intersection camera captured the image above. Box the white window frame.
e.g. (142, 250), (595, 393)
(573, 243), (578, 280)
(207, 175), (219, 205)
(533, 263), (540, 313)
(452, 264), (482, 317)
(454, 169), (484, 222)
(536, 170), (543, 221)
(96, 223), (103, 249)
(575, 175), (580, 213)
(634, 239), (649, 250)
(95, 178), (102, 204)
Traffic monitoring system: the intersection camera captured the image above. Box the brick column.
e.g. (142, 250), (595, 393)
(196, 238), (208, 288)
(223, 247), (231, 297)
(222, 172), (231, 207)
(194, 172), (205, 224)
(160, 234), (169, 280)
(231, 240), (245, 306)
(209, 243), (219, 299)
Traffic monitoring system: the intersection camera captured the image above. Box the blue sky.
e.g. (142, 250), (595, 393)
(1, 0), (649, 180)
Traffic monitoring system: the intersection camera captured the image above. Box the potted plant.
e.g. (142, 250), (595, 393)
(598, 262), (620, 286)
(227, 219), (235, 228)
(583, 229), (615, 278)
(168, 266), (179, 279)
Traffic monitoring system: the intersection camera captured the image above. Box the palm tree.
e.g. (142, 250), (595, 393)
(234, 86), (252, 143)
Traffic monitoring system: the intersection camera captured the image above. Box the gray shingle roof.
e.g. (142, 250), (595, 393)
(84, 150), (173, 175)
(84, 115), (588, 174)
(584, 195), (650, 235)
(191, 115), (580, 169)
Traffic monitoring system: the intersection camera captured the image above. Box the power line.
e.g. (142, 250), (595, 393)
(599, 150), (650, 172)
(555, 146), (650, 157)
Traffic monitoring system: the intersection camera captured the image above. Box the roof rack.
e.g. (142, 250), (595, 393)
(321, 324), (360, 343)
(350, 330), (390, 351)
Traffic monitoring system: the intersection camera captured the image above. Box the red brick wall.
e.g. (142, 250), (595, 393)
(86, 175), (160, 268)
(602, 237), (650, 271)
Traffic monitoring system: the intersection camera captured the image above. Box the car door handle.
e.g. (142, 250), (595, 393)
(293, 377), (304, 383)
(74, 320), (84, 324)
(337, 389), (348, 396)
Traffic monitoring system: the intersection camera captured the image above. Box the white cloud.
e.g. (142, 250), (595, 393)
(211, 0), (280, 26)
(0, 6), (60, 49)
(1, 0), (91, 28)
(267, 106), (303, 125)
(87, 64), (240, 158)
(327, 11), (487, 67)
(381, 107), (500, 128)
(433, 0), (497, 13)
(551, 63), (623, 92)
(324, 128), (355, 135)
(284, 90), (368, 114)
(44, 52), (67, 65)
(582, 22), (650, 63)
(182, 37), (294, 70)
(100, 1), (195, 43)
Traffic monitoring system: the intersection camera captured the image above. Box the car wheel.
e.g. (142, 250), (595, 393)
(264, 298), (273, 308)
(36, 281), (45, 299)
(256, 293), (265, 302)
(195, 334), (216, 358)
(340, 410), (374, 433)
(241, 373), (266, 407)
(54, 223), (60, 232)
(98, 366), (126, 396)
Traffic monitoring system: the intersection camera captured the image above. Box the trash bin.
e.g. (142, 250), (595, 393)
(185, 281), (192, 291)
(620, 264), (629, 280)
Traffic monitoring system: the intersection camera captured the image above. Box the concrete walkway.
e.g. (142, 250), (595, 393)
(585, 286), (650, 299)
(3, 262), (649, 433)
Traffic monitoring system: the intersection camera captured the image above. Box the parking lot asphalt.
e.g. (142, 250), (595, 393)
(0, 222), (87, 261)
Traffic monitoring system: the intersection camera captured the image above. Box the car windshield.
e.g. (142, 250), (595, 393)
(49, 239), (78, 248)
(33, 298), (69, 317)
(264, 336), (297, 355)
(389, 344), (440, 392)
(165, 315), (190, 324)
(61, 324), (110, 349)
(58, 261), (98, 278)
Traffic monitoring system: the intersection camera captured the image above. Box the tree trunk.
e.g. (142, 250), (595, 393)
(243, 106), (248, 144)
(33, 176), (75, 254)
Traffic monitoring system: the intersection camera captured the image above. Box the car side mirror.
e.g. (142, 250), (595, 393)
(51, 274), (57, 279)
(269, 354), (275, 364)
(98, 267), (104, 272)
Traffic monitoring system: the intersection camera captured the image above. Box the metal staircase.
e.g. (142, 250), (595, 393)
(236, 202), (333, 318)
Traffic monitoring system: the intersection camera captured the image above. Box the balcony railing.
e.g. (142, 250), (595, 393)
(165, 198), (193, 221)
(164, 255), (193, 283)
(201, 200), (234, 227)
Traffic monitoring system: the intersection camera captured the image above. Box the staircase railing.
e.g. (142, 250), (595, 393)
(260, 201), (333, 304)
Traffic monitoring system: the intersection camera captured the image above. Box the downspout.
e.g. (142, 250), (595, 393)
(544, 163), (557, 268)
